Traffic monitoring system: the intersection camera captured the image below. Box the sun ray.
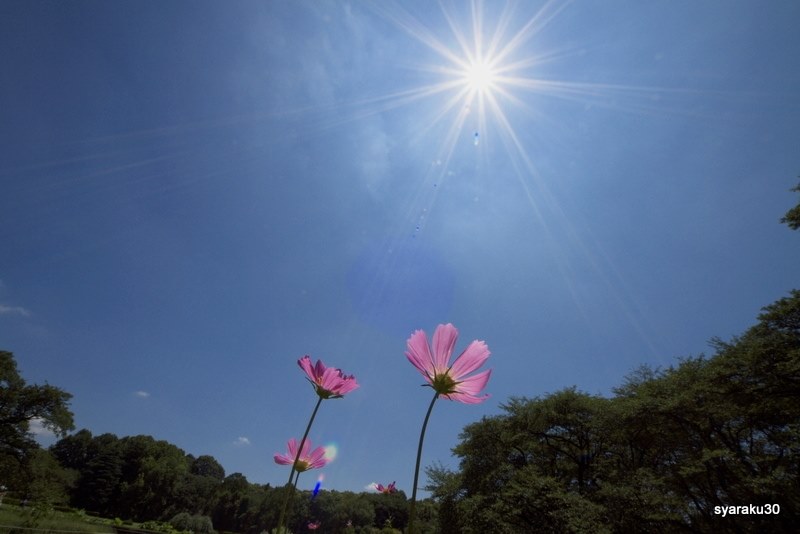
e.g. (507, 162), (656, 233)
(350, 0), (677, 358)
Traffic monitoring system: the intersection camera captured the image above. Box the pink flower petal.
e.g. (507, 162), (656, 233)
(454, 368), (492, 396)
(308, 446), (328, 469)
(299, 356), (359, 398)
(275, 438), (328, 472)
(405, 329), (434, 378)
(431, 323), (458, 374)
(298, 356), (315, 381)
(334, 374), (359, 395)
(287, 438), (299, 458)
(313, 359), (327, 377)
(444, 391), (490, 404)
(448, 340), (490, 381)
(319, 366), (342, 391)
(406, 324), (492, 400)
(274, 453), (293, 465)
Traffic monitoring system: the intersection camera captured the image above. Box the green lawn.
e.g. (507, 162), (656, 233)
(0, 505), (115, 534)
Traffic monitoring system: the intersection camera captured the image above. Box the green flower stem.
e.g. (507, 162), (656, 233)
(408, 391), (439, 534)
(277, 395), (324, 532)
(281, 470), (301, 531)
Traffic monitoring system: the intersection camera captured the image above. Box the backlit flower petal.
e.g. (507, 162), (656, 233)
(298, 356), (358, 398)
(287, 438), (299, 458)
(274, 438), (328, 472)
(431, 323), (458, 374)
(334, 374), (359, 395)
(298, 356), (316, 380)
(448, 340), (490, 381)
(454, 368), (492, 396)
(274, 453), (293, 465)
(406, 324), (491, 403)
(405, 329), (435, 379)
(308, 446), (329, 469)
(319, 366), (342, 391)
(443, 390), (490, 404)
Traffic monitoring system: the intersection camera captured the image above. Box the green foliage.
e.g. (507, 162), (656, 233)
(191, 455), (226, 481)
(52, 430), (223, 522)
(780, 180), (800, 230)
(0, 350), (74, 486)
(427, 291), (800, 533)
(0, 504), (115, 533)
(23, 449), (76, 509)
(210, 472), (262, 532)
(170, 512), (215, 534)
(141, 519), (183, 534)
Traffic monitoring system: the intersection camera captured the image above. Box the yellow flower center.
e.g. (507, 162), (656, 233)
(295, 459), (310, 472)
(431, 372), (457, 395)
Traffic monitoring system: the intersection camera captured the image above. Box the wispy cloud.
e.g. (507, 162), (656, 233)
(364, 482), (379, 492)
(134, 390), (151, 398)
(233, 436), (251, 447)
(0, 304), (31, 317)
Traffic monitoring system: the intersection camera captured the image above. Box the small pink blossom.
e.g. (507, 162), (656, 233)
(375, 481), (397, 494)
(298, 355), (359, 399)
(274, 438), (329, 472)
(307, 521), (321, 530)
(406, 323), (491, 403)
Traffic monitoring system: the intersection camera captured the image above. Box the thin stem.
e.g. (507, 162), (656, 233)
(277, 395), (324, 532)
(407, 392), (439, 534)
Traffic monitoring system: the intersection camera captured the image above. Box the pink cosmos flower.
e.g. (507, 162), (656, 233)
(375, 481), (397, 494)
(298, 355), (359, 399)
(406, 323), (491, 404)
(274, 438), (329, 472)
(307, 521), (321, 530)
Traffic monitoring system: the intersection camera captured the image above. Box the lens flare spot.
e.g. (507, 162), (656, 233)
(323, 443), (338, 462)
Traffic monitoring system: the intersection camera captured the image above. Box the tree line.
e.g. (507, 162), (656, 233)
(0, 368), (435, 533)
(425, 289), (800, 533)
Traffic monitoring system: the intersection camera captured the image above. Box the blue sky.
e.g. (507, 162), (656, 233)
(1, 0), (799, 496)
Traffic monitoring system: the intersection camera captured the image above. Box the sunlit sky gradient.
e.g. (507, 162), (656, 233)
(2, 1), (799, 496)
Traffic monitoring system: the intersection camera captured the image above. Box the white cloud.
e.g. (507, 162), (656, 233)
(233, 436), (251, 447)
(0, 304), (31, 317)
(29, 417), (55, 437)
(134, 390), (151, 398)
(364, 482), (379, 492)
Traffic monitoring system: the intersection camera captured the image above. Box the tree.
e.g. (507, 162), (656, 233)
(426, 291), (800, 533)
(170, 512), (215, 534)
(780, 180), (800, 230)
(0, 350), (74, 485)
(191, 455), (225, 481)
(80, 446), (123, 515)
(210, 473), (253, 532)
(50, 428), (93, 471)
(24, 449), (76, 509)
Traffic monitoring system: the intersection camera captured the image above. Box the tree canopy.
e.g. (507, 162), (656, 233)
(0, 350), (74, 488)
(780, 180), (800, 230)
(425, 291), (800, 533)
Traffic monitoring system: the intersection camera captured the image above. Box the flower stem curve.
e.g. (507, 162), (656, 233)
(407, 391), (439, 534)
(277, 396), (323, 532)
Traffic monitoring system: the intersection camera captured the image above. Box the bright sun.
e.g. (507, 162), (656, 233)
(463, 60), (497, 94)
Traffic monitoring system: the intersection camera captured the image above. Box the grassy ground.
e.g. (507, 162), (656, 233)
(0, 505), (116, 534)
